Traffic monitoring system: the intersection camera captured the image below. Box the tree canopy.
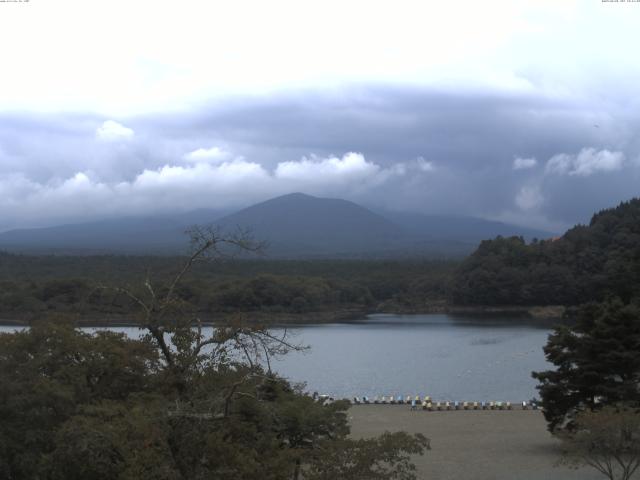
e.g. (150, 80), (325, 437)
(452, 198), (640, 306)
(558, 405), (640, 480)
(532, 298), (640, 432)
(0, 228), (428, 479)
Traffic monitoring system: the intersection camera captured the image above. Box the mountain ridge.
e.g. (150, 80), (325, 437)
(0, 193), (553, 257)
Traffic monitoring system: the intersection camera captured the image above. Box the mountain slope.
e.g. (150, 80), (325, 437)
(0, 193), (555, 257)
(0, 210), (227, 254)
(215, 193), (411, 256)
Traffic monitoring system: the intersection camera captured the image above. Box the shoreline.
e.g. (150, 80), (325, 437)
(378, 304), (565, 319)
(0, 304), (566, 327)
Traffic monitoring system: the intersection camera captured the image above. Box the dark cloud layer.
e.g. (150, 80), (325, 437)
(1, 85), (638, 232)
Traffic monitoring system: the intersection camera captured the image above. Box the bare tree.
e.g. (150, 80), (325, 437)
(105, 226), (304, 397)
(558, 405), (640, 480)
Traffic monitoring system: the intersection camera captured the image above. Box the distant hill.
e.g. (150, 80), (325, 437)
(0, 193), (554, 257)
(380, 212), (551, 244)
(0, 210), (227, 254)
(451, 198), (640, 306)
(214, 193), (412, 257)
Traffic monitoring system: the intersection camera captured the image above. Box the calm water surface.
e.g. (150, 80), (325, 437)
(272, 314), (554, 402)
(0, 314), (555, 402)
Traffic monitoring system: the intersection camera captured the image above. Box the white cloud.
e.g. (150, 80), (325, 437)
(416, 157), (434, 172)
(183, 146), (230, 163)
(513, 157), (537, 170)
(275, 152), (380, 183)
(0, 152), (435, 227)
(273, 153), (433, 195)
(515, 185), (543, 210)
(545, 148), (625, 176)
(1, 1), (638, 115)
(133, 160), (269, 191)
(95, 120), (134, 141)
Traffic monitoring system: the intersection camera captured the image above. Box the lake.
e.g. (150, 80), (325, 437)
(0, 314), (556, 402)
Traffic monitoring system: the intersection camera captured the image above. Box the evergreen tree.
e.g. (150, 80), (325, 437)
(452, 198), (640, 306)
(533, 298), (640, 431)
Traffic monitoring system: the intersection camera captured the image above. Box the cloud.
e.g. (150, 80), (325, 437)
(133, 160), (269, 192)
(416, 157), (434, 172)
(183, 146), (231, 163)
(1, 86), (639, 231)
(515, 185), (543, 210)
(1, 1), (639, 117)
(0, 152), (436, 228)
(275, 152), (380, 183)
(95, 120), (134, 141)
(273, 153), (433, 195)
(545, 148), (625, 176)
(513, 157), (537, 170)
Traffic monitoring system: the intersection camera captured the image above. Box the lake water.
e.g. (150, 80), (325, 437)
(0, 314), (555, 402)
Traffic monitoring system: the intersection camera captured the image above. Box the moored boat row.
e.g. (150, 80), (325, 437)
(349, 396), (540, 410)
(312, 393), (540, 410)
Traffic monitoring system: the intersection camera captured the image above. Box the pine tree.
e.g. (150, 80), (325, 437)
(533, 298), (640, 431)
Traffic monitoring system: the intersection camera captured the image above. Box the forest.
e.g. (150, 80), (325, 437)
(0, 233), (428, 479)
(0, 255), (454, 324)
(451, 198), (640, 306)
(2, 199), (640, 324)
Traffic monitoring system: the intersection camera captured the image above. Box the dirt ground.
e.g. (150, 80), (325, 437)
(348, 406), (604, 480)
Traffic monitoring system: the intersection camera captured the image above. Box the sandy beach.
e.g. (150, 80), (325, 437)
(348, 406), (603, 480)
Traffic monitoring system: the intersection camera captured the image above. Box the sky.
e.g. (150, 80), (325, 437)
(1, 0), (639, 232)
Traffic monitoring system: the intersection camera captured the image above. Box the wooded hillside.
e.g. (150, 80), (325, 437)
(452, 199), (640, 306)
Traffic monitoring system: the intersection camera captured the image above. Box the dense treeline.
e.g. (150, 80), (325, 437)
(0, 255), (454, 321)
(452, 198), (640, 306)
(0, 231), (428, 479)
(0, 322), (428, 480)
(4, 197), (638, 318)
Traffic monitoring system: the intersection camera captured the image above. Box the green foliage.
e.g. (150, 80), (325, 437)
(0, 318), (428, 479)
(0, 320), (159, 479)
(0, 234), (429, 479)
(452, 198), (640, 306)
(304, 432), (429, 480)
(0, 256), (454, 321)
(532, 298), (640, 432)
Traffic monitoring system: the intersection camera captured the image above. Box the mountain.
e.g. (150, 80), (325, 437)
(214, 193), (411, 257)
(0, 210), (227, 254)
(0, 193), (554, 257)
(206, 193), (554, 258)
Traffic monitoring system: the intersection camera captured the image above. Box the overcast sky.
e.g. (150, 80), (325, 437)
(1, 0), (639, 232)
